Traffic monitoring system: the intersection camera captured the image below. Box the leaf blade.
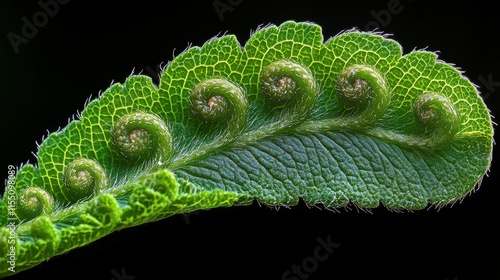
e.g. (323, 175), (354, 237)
(0, 20), (493, 278)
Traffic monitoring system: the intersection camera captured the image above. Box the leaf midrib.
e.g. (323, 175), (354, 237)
(16, 114), (487, 233)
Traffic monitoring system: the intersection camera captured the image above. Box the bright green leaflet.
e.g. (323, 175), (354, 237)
(0, 21), (493, 277)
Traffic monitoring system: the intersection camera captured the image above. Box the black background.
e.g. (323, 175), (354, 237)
(1, 0), (499, 279)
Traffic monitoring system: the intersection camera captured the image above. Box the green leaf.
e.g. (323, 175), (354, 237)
(0, 21), (493, 277)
